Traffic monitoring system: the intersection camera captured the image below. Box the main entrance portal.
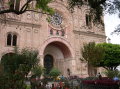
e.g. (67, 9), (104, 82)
(44, 55), (54, 74)
(43, 41), (73, 76)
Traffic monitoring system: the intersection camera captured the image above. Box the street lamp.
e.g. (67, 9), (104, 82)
(107, 37), (111, 43)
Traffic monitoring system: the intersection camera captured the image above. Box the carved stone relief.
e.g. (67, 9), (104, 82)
(26, 12), (32, 20)
(34, 13), (39, 21)
(34, 29), (39, 33)
(26, 28), (31, 32)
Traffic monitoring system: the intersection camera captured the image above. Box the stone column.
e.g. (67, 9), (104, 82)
(70, 58), (76, 75)
(39, 55), (44, 67)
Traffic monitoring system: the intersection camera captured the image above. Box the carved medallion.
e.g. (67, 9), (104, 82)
(49, 12), (62, 27)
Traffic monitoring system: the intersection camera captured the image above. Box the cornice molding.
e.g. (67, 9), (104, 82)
(73, 30), (106, 38)
(0, 19), (41, 28)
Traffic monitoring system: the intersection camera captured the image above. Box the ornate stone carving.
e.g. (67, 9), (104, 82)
(50, 12), (62, 27)
(26, 12), (31, 20)
(26, 28), (31, 32)
(34, 29), (38, 33)
(34, 13), (39, 21)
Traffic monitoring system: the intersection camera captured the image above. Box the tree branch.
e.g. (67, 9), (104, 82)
(0, 0), (34, 15)
(0, 9), (21, 14)
(20, 0), (32, 12)
(0, 9), (11, 14)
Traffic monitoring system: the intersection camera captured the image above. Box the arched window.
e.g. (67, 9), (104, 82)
(7, 34), (12, 46)
(7, 33), (17, 46)
(13, 35), (17, 46)
(86, 14), (92, 28)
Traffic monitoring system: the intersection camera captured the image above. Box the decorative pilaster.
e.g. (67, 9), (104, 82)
(38, 55), (44, 67)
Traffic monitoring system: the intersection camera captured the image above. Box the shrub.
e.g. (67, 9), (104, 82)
(49, 68), (61, 79)
(26, 85), (31, 89)
(104, 70), (120, 78)
(0, 48), (39, 89)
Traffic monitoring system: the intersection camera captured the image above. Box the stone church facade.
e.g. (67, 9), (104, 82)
(0, 0), (106, 77)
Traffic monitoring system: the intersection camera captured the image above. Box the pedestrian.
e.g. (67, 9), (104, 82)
(96, 72), (102, 80)
(113, 76), (119, 81)
(46, 83), (51, 89)
(51, 84), (56, 89)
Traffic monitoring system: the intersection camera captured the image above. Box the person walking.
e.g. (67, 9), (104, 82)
(96, 72), (102, 80)
(51, 84), (56, 89)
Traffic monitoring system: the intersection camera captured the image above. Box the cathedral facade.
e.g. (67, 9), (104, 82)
(0, 0), (106, 77)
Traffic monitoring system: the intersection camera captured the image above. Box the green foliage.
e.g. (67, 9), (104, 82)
(0, 48), (39, 89)
(68, 0), (120, 26)
(81, 42), (105, 76)
(68, 0), (83, 9)
(36, 0), (54, 14)
(31, 65), (44, 77)
(0, 0), (54, 15)
(49, 68), (61, 78)
(0, 64), (4, 76)
(68, 0), (106, 25)
(96, 43), (120, 71)
(104, 70), (120, 78)
(26, 85), (31, 89)
(81, 42), (105, 66)
(81, 42), (120, 73)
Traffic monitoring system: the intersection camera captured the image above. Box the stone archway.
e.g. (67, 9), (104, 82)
(0, 53), (15, 71)
(40, 37), (74, 76)
(40, 37), (74, 57)
(43, 41), (72, 76)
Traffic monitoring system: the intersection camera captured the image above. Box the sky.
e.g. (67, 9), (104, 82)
(104, 13), (120, 44)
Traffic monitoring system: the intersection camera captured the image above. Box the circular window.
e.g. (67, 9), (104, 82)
(50, 12), (62, 27)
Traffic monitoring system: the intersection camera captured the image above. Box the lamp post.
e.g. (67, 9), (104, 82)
(107, 37), (111, 43)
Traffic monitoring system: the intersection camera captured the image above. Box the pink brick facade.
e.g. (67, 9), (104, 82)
(0, 0), (106, 77)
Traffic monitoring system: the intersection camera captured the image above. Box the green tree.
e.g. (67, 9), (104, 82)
(31, 65), (44, 78)
(96, 43), (120, 71)
(49, 68), (61, 79)
(81, 42), (105, 76)
(104, 70), (120, 78)
(68, 0), (105, 24)
(68, 0), (120, 25)
(0, 48), (40, 89)
(111, 24), (120, 35)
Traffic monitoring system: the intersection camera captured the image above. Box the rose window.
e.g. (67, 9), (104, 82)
(50, 12), (62, 27)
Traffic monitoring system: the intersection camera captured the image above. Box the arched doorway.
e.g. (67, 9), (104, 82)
(44, 54), (54, 74)
(43, 41), (73, 76)
(1, 53), (15, 72)
(1, 53), (15, 63)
